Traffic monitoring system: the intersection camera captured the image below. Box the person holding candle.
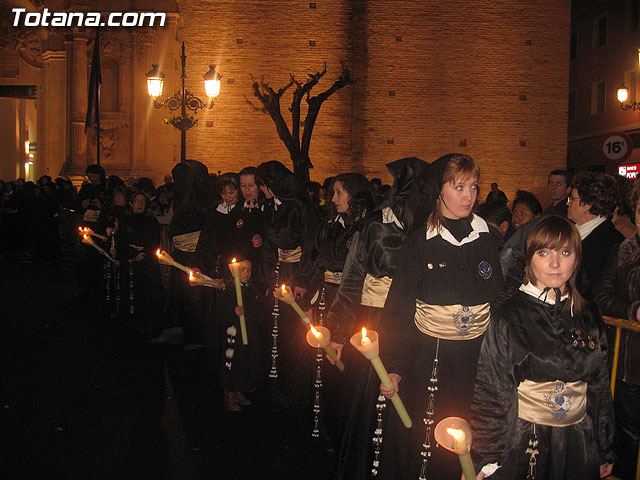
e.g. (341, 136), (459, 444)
(255, 161), (320, 411)
(471, 215), (614, 479)
(228, 167), (265, 276)
(325, 157), (429, 480)
(163, 160), (211, 349)
(379, 153), (503, 479)
(215, 257), (265, 411)
(114, 192), (162, 338)
(295, 173), (377, 447)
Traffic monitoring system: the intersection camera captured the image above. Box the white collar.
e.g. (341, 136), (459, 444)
(425, 214), (489, 246)
(519, 282), (569, 305)
(244, 200), (258, 210)
(382, 206), (404, 229)
(216, 202), (236, 214)
(576, 215), (606, 240)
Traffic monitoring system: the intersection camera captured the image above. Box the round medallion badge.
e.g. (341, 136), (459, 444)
(478, 261), (492, 279)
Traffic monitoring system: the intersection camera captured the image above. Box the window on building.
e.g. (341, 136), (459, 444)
(100, 57), (120, 113)
(623, 68), (638, 104)
(591, 80), (606, 114)
(570, 30), (577, 59)
(569, 90), (577, 120)
(593, 15), (607, 47)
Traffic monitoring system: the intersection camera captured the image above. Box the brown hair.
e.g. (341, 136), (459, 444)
(427, 154), (479, 231)
(571, 171), (619, 217)
(525, 215), (584, 315)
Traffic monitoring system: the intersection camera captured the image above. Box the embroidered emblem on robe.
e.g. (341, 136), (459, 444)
(453, 305), (478, 336)
(478, 260), (492, 279)
(544, 382), (574, 421)
(236, 219), (244, 229)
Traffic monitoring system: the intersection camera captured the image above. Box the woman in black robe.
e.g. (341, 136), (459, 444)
(297, 173), (377, 447)
(379, 154), (503, 480)
(115, 192), (162, 338)
(165, 160), (210, 347)
(326, 157), (429, 479)
(255, 161), (320, 410)
(471, 215), (614, 479)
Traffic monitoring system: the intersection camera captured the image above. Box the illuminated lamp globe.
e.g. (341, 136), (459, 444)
(203, 65), (221, 98)
(617, 83), (630, 104)
(146, 64), (165, 98)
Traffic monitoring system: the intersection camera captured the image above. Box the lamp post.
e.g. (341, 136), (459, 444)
(146, 42), (221, 163)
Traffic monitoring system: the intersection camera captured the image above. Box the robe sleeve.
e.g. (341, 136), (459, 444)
(594, 245), (630, 320)
(194, 212), (220, 278)
(294, 202), (320, 290)
(326, 230), (367, 344)
(379, 231), (421, 377)
(586, 308), (616, 465)
(470, 313), (517, 470)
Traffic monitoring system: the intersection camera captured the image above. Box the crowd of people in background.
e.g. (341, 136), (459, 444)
(1, 157), (639, 480)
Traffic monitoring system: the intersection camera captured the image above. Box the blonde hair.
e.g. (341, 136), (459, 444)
(427, 154), (479, 231)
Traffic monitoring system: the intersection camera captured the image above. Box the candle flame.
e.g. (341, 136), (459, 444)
(232, 258), (237, 263)
(189, 270), (194, 280)
(362, 327), (367, 338)
(446, 428), (465, 442)
(156, 248), (161, 257)
(83, 234), (88, 240)
(281, 284), (286, 292)
(310, 325), (320, 338)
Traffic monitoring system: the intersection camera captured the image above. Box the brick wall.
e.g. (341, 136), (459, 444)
(163, 0), (570, 205)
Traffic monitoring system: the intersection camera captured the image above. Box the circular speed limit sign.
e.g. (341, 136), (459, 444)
(601, 132), (633, 162)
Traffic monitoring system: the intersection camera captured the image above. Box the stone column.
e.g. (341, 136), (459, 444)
(42, 51), (67, 178)
(69, 29), (89, 173)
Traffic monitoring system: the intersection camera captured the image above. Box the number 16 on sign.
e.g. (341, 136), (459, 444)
(601, 131), (633, 163)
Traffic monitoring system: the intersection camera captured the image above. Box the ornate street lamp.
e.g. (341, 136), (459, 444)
(616, 83), (640, 110)
(146, 42), (221, 163)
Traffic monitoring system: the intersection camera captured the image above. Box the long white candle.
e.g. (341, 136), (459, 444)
(229, 259), (248, 345)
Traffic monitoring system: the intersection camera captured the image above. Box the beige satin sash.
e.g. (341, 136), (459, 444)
(414, 301), (490, 340)
(324, 270), (343, 285)
(360, 274), (392, 308)
(517, 380), (586, 427)
(172, 231), (200, 253)
(278, 246), (302, 263)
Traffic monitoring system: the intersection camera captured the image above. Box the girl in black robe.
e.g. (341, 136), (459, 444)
(255, 161), (320, 411)
(325, 158), (430, 480)
(229, 167), (264, 276)
(379, 154), (503, 480)
(471, 215), (614, 479)
(216, 258), (265, 411)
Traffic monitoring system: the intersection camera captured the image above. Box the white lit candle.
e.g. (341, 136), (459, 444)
(229, 258), (248, 345)
(155, 249), (191, 274)
(434, 417), (476, 480)
(305, 325), (345, 372)
(274, 284), (310, 324)
(350, 327), (412, 428)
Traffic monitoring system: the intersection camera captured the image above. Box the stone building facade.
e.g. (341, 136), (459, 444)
(0, 0), (571, 204)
